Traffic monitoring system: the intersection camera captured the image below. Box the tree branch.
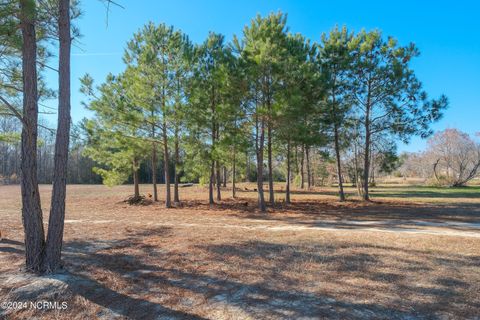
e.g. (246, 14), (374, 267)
(0, 94), (25, 125)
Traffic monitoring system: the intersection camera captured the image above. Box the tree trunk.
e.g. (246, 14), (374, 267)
(162, 119), (171, 208)
(353, 140), (362, 196)
(210, 115), (216, 204)
(370, 144), (375, 185)
(245, 150), (250, 182)
(173, 128), (180, 203)
(20, 0), (45, 272)
(222, 166), (227, 187)
(311, 150), (316, 187)
(151, 141), (158, 201)
(214, 120), (221, 201)
(306, 145), (311, 189)
(285, 139), (291, 204)
(257, 118), (266, 212)
(267, 121), (274, 205)
(151, 118), (158, 201)
(232, 147), (236, 198)
(333, 124), (345, 201)
(216, 160), (221, 201)
(294, 144), (299, 177)
(133, 158), (140, 198)
(44, 0), (71, 272)
(362, 105), (371, 201)
(300, 144), (305, 189)
(209, 161), (214, 204)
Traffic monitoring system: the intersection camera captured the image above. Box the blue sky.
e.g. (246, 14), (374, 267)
(45, 0), (480, 152)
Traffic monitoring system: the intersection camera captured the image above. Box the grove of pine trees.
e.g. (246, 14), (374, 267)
(79, 13), (447, 210)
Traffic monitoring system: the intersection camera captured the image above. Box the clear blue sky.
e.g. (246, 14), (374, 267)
(45, 0), (480, 153)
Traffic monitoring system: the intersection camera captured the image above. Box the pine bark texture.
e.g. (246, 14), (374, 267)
(173, 130), (180, 203)
(162, 120), (171, 207)
(285, 139), (291, 204)
(19, 0), (45, 272)
(257, 118), (266, 212)
(44, 0), (71, 272)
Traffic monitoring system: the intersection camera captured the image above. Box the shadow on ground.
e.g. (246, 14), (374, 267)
(3, 224), (478, 319)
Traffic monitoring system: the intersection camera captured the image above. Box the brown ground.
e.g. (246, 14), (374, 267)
(0, 183), (479, 319)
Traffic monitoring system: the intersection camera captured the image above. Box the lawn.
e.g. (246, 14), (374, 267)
(0, 183), (479, 319)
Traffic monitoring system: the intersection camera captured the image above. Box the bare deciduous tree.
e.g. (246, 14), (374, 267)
(427, 129), (480, 186)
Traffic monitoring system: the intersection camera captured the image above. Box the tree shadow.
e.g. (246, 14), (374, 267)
(226, 199), (480, 231)
(0, 246), (24, 254)
(3, 225), (479, 318)
(0, 227), (205, 320)
(196, 240), (480, 318)
(370, 189), (480, 199)
(0, 238), (24, 254)
(61, 239), (404, 318)
(0, 239), (23, 245)
(55, 271), (205, 320)
(58, 228), (480, 319)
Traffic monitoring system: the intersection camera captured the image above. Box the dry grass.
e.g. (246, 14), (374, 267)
(0, 183), (479, 319)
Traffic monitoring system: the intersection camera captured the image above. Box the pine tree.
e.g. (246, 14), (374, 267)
(185, 33), (232, 204)
(240, 12), (289, 210)
(123, 22), (189, 207)
(349, 30), (448, 200)
(278, 33), (324, 202)
(317, 26), (354, 201)
(81, 73), (150, 199)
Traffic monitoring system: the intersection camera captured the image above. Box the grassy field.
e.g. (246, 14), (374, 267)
(0, 183), (479, 319)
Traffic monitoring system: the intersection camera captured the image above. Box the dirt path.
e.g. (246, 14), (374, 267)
(63, 218), (480, 238)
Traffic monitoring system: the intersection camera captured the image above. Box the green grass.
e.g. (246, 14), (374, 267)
(369, 185), (480, 199)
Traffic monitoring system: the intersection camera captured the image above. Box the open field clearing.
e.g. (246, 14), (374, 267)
(1, 184), (479, 319)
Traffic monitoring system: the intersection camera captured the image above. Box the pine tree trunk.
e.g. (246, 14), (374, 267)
(20, 0), (45, 272)
(222, 166), (227, 187)
(245, 150), (250, 182)
(267, 121), (274, 205)
(151, 142), (158, 201)
(370, 144), (375, 185)
(209, 161), (214, 204)
(300, 144), (305, 189)
(285, 139), (291, 204)
(232, 148), (236, 198)
(363, 132), (370, 200)
(151, 122), (158, 201)
(44, 0), (71, 272)
(210, 117), (216, 204)
(306, 145), (311, 189)
(354, 140), (362, 196)
(173, 129), (180, 203)
(333, 124), (345, 201)
(294, 145), (299, 177)
(133, 158), (140, 198)
(312, 152), (315, 186)
(162, 119), (171, 208)
(362, 94), (371, 201)
(216, 160), (221, 201)
(257, 118), (266, 212)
